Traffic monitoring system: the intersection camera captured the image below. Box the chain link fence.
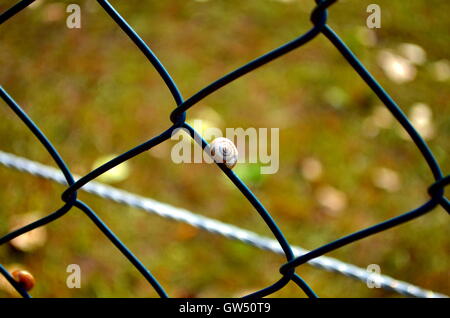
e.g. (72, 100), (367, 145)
(0, 0), (448, 298)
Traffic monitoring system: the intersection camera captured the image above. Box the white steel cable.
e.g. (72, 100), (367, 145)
(0, 150), (446, 298)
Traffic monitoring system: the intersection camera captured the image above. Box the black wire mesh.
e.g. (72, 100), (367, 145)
(0, 0), (448, 298)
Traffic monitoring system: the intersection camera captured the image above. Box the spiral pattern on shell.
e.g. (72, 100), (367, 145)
(208, 137), (238, 169)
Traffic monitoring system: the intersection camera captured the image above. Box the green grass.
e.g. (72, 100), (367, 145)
(0, 0), (448, 297)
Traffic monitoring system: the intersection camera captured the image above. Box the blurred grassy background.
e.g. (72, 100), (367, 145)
(0, 0), (448, 297)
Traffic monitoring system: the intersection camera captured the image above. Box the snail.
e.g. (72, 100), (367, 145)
(208, 137), (238, 169)
(12, 269), (35, 291)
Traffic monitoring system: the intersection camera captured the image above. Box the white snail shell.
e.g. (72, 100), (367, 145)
(209, 137), (238, 169)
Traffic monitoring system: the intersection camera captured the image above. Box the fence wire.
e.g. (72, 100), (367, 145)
(0, 0), (448, 298)
(0, 150), (447, 298)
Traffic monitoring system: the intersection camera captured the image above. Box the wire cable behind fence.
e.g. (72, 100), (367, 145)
(0, 150), (447, 298)
(0, 0), (448, 298)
